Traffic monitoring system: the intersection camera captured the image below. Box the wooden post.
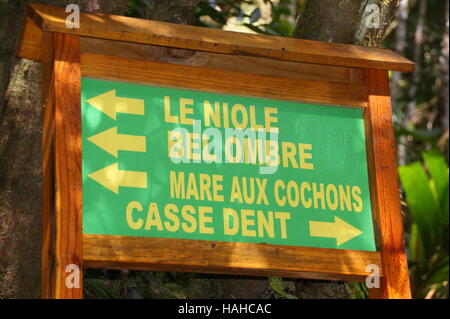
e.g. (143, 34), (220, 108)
(366, 69), (411, 299)
(41, 30), (55, 299)
(42, 33), (83, 299)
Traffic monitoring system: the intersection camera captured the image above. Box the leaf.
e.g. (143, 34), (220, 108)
(267, 19), (294, 37)
(399, 162), (442, 258)
(426, 254), (449, 285)
(408, 223), (423, 262)
(268, 277), (296, 299)
(425, 254), (449, 286)
(423, 150), (450, 219)
(83, 279), (121, 299)
(400, 151), (449, 298)
(344, 282), (367, 299)
(423, 150), (449, 197)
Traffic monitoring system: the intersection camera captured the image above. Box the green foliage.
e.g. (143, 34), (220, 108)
(83, 269), (123, 299)
(388, 0), (449, 163)
(343, 282), (368, 299)
(84, 279), (121, 299)
(243, 0), (294, 36)
(195, 0), (257, 29)
(126, 1), (296, 36)
(268, 277), (296, 299)
(399, 150), (449, 299)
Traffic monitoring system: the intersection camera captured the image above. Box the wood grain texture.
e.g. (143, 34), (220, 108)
(366, 69), (411, 299)
(362, 70), (382, 251)
(41, 31), (55, 299)
(52, 33), (83, 299)
(26, 3), (414, 72)
(18, 16), (44, 62)
(80, 37), (360, 84)
(84, 234), (382, 281)
(81, 53), (369, 108)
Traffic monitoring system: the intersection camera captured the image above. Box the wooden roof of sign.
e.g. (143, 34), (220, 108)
(20, 3), (414, 72)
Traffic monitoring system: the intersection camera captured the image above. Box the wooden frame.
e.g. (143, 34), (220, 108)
(19, 3), (414, 299)
(83, 235), (382, 282)
(41, 32), (83, 299)
(366, 70), (411, 298)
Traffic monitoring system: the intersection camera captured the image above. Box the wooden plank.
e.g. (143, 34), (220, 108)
(364, 111), (383, 251)
(41, 32), (54, 105)
(80, 37), (359, 84)
(52, 33), (83, 299)
(366, 69), (411, 299)
(81, 53), (368, 108)
(18, 16), (43, 61)
(362, 70), (382, 251)
(41, 80), (55, 299)
(27, 3), (414, 72)
(41, 31), (55, 299)
(83, 234), (382, 281)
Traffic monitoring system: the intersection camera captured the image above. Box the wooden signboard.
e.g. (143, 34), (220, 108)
(18, 3), (415, 299)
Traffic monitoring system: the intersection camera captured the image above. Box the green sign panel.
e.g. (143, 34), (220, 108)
(81, 77), (376, 252)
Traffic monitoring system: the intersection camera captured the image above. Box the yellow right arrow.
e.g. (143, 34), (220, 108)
(86, 90), (144, 120)
(309, 217), (362, 246)
(88, 163), (148, 194)
(87, 127), (146, 158)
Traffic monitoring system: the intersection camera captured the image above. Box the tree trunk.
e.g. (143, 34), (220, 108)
(406, 0), (427, 124)
(391, 0), (409, 104)
(392, 0), (410, 166)
(0, 0), (128, 299)
(294, 0), (400, 47)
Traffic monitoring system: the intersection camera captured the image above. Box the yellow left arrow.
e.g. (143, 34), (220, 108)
(86, 90), (144, 120)
(88, 163), (148, 194)
(87, 127), (146, 158)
